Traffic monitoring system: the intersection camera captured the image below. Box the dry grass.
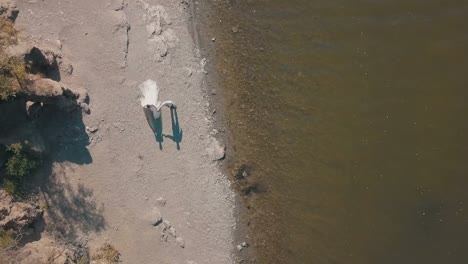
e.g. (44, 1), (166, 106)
(77, 255), (90, 264)
(0, 17), (17, 49)
(0, 230), (17, 263)
(92, 243), (120, 264)
(0, 230), (15, 250)
(0, 56), (28, 99)
(0, 17), (26, 101)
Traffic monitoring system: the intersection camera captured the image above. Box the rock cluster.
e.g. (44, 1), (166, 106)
(0, 0), (18, 21)
(0, 190), (42, 231)
(150, 201), (186, 249)
(139, 0), (178, 61)
(15, 237), (80, 264)
(6, 42), (90, 116)
(0, 190), (87, 264)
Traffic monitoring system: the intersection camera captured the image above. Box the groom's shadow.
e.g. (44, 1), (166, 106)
(163, 107), (183, 150)
(143, 107), (183, 150)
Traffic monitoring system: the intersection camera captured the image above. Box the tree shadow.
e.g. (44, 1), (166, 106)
(37, 105), (92, 164)
(31, 161), (105, 242)
(30, 105), (102, 241)
(163, 107), (183, 150)
(0, 100), (102, 243)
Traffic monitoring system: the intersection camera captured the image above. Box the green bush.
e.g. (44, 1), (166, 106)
(0, 230), (15, 250)
(5, 143), (36, 178)
(2, 180), (15, 196)
(1, 143), (37, 195)
(0, 17), (27, 101)
(0, 57), (27, 100)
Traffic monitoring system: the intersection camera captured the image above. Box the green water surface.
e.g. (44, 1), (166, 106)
(206, 0), (468, 263)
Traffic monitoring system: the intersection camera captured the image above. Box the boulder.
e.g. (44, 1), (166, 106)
(206, 137), (226, 161)
(176, 237), (185, 248)
(15, 237), (77, 264)
(25, 101), (42, 119)
(150, 207), (162, 226)
(22, 75), (89, 113)
(155, 197), (166, 207)
(0, 190), (42, 231)
(0, 0), (19, 22)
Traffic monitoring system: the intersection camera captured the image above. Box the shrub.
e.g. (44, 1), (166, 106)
(0, 56), (27, 100)
(92, 243), (120, 264)
(77, 255), (90, 264)
(0, 230), (15, 250)
(0, 17), (26, 101)
(5, 143), (36, 178)
(1, 143), (37, 195)
(2, 179), (15, 195)
(0, 18), (17, 49)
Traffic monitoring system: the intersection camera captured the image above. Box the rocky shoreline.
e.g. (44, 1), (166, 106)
(1, 0), (238, 263)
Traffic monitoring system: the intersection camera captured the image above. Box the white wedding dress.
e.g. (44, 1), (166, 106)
(139, 79), (176, 119)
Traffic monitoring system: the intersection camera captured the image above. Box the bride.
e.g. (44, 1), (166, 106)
(139, 79), (176, 119)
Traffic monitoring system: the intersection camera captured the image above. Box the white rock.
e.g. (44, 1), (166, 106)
(206, 137), (226, 161)
(86, 126), (98, 133)
(151, 207), (162, 226)
(241, 242), (248, 247)
(156, 197), (166, 207)
(176, 237), (185, 248)
(168, 227), (176, 237)
(163, 220), (171, 228)
(236, 244), (243, 251)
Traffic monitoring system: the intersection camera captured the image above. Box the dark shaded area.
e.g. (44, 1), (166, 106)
(242, 183), (268, 196)
(0, 99), (28, 134)
(163, 107), (183, 150)
(24, 47), (61, 81)
(0, 98), (101, 243)
(235, 164), (252, 180)
(35, 163), (105, 242)
(37, 105), (92, 164)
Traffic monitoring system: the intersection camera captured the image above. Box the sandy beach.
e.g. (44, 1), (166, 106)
(12, 0), (236, 263)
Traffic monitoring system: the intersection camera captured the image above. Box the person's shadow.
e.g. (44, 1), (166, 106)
(143, 107), (164, 149)
(163, 107), (183, 150)
(143, 107), (182, 150)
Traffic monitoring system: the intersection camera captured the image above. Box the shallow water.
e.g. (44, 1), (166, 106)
(205, 0), (468, 263)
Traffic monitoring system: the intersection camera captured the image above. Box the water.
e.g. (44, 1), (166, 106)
(202, 0), (468, 263)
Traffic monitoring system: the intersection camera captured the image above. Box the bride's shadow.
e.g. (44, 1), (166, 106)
(143, 107), (183, 150)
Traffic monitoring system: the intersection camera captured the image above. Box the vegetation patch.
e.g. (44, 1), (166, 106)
(0, 17), (17, 49)
(0, 229), (16, 262)
(92, 243), (120, 264)
(0, 17), (27, 101)
(0, 230), (15, 250)
(0, 143), (38, 196)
